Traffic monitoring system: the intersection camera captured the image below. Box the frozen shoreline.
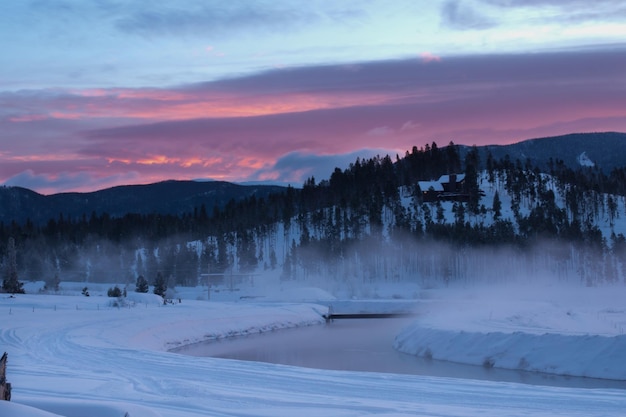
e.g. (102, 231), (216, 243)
(2, 283), (626, 417)
(395, 327), (626, 380)
(394, 284), (626, 381)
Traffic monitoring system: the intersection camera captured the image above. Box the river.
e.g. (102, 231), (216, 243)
(172, 318), (626, 390)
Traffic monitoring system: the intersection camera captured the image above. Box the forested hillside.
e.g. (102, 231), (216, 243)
(0, 180), (286, 225)
(469, 131), (626, 174)
(2, 138), (626, 294)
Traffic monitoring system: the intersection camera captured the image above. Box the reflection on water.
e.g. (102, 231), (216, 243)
(172, 318), (626, 390)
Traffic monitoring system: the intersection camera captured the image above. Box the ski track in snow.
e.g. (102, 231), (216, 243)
(1, 291), (626, 416)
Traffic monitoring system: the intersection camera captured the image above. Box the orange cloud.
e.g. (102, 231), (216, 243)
(236, 157), (269, 170)
(181, 157), (224, 168)
(118, 155), (228, 170)
(180, 157), (204, 168)
(136, 155), (178, 165)
(107, 157), (133, 165)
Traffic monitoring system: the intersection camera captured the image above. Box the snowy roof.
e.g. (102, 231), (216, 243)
(418, 181), (443, 192)
(438, 173), (465, 183)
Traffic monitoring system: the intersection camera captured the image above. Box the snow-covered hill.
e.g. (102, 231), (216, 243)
(238, 168), (626, 292)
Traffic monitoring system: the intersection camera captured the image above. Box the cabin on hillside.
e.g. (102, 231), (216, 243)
(418, 174), (470, 202)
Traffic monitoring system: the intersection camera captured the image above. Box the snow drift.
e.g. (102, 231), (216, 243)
(395, 283), (626, 381)
(395, 328), (626, 380)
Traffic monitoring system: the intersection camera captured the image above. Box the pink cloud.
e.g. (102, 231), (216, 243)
(49, 111), (83, 120)
(420, 52), (442, 63)
(8, 114), (49, 122)
(6, 86), (396, 124)
(400, 121), (420, 131)
(366, 126), (394, 136)
(1, 48), (625, 193)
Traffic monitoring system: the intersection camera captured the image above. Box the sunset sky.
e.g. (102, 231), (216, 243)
(2, 0), (626, 194)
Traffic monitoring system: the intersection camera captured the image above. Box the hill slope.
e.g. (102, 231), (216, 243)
(0, 181), (286, 225)
(2, 132), (625, 226)
(468, 132), (626, 172)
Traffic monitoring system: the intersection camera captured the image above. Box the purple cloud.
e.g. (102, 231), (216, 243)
(2, 47), (626, 193)
(441, 0), (497, 30)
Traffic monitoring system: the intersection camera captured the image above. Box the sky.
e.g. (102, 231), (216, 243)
(1, 0), (626, 194)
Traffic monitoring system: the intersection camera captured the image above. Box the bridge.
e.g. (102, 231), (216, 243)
(322, 311), (416, 322)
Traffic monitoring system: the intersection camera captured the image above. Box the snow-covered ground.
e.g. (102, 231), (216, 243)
(395, 283), (626, 380)
(1, 280), (626, 416)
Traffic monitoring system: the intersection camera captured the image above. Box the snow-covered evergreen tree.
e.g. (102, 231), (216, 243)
(2, 237), (24, 294)
(153, 272), (167, 298)
(135, 275), (149, 293)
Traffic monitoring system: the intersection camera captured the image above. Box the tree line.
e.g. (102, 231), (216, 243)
(2, 141), (626, 292)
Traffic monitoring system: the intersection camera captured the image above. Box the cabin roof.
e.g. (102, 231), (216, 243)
(438, 174), (466, 183)
(418, 181), (444, 192)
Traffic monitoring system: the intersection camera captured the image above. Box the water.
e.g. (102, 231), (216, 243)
(172, 318), (626, 390)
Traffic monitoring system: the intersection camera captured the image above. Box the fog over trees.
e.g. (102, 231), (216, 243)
(1, 142), (626, 294)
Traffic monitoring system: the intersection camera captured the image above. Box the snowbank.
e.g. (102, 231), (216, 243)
(1, 401), (60, 417)
(395, 328), (626, 379)
(2, 399), (160, 417)
(394, 283), (626, 380)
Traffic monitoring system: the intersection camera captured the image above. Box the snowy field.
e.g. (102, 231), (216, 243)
(1, 280), (626, 416)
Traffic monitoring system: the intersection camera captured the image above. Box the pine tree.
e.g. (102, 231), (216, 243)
(237, 230), (257, 273)
(135, 275), (149, 293)
(2, 237), (24, 294)
(51, 272), (60, 292)
(492, 191), (502, 220)
(269, 248), (277, 270)
(153, 272), (167, 298)
(436, 201), (445, 224)
(107, 286), (122, 297)
(464, 146), (481, 214)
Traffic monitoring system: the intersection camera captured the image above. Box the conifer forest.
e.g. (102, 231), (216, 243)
(3, 142), (626, 293)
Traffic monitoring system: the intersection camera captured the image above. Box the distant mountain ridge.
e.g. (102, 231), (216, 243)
(466, 132), (626, 173)
(1, 132), (625, 226)
(0, 180), (286, 225)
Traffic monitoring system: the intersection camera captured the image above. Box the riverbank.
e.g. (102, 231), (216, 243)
(1, 282), (626, 416)
(395, 283), (626, 380)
